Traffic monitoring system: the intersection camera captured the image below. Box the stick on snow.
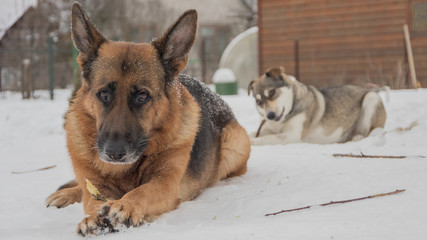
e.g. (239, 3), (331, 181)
(11, 165), (56, 174)
(333, 153), (425, 159)
(255, 119), (267, 137)
(265, 189), (406, 216)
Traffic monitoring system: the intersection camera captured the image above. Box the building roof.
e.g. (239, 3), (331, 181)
(0, 6), (35, 43)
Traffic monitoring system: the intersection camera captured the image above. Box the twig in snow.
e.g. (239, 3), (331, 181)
(11, 165), (56, 174)
(255, 119), (267, 137)
(333, 153), (410, 159)
(265, 189), (406, 217)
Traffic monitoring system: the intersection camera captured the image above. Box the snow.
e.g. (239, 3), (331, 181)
(1, 88), (427, 239)
(212, 68), (236, 83)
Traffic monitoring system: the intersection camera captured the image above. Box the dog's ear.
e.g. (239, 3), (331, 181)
(71, 3), (106, 56)
(248, 80), (255, 96)
(265, 67), (282, 80)
(265, 69), (271, 78)
(152, 10), (198, 78)
(71, 2), (106, 81)
(278, 66), (292, 84)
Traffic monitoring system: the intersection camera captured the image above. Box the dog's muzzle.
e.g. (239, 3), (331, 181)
(266, 107), (285, 121)
(97, 137), (148, 164)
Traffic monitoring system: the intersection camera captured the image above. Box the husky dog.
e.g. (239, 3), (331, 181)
(248, 66), (386, 145)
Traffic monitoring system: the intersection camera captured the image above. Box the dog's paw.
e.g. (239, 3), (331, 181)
(250, 137), (264, 146)
(46, 187), (81, 208)
(98, 200), (144, 229)
(75, 200), (145, 236)
(351, 134), (364, 142)
(76, 215), (117, 237)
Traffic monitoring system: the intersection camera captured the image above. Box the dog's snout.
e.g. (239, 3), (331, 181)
(267, 112), (276, 120)
(97, 127), (147, 164)
(104, 139), (128, 162)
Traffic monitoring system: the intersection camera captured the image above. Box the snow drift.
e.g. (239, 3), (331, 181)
(1, 88), (426, 239)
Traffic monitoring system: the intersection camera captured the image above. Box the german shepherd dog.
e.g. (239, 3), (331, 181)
(248, 66), (386, 145)
(46, 3), (250, 236)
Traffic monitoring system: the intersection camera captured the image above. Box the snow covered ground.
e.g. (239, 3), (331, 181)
(1, 88), (426, 239)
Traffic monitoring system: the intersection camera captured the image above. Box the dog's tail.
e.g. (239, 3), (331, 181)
(376, 86), (391, 103)
(366, 83), (390, 103)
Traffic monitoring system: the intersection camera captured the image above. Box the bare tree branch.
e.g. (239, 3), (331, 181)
(333, 153), (425, 159)
(255, 119), (266, 137)
(11, 165), (56, 174)
(265, 189), (406, 217)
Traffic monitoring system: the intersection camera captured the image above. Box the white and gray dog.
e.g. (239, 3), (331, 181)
(248, 66), (386, 145)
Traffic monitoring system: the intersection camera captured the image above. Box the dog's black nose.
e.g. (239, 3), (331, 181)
(104, 140), (127, 162)
(267, 112), (276, 120)
(105, 151), (126, 161)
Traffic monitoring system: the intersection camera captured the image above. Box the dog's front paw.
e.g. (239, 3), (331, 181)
(46, 187), (81, 208)
(76, 215), (116, 237)
(98, 200), (144, 229)
(250, 137), (264, 146)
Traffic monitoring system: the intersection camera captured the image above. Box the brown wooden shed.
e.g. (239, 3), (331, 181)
(258, 0), (427, 88)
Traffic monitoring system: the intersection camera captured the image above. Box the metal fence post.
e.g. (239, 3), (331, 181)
(22, 59), (31, 99)
(48, 36), (55, 100)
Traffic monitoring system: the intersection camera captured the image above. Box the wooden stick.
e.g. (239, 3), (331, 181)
(320, 189), (406, 206)
(403, 24), (418, 88)
(255, 119), (267, 137)
(333, 153), (407, 159)
(333, 153), (425, 159)
(11, 165), (56, 174)
(266, 206), (311, 215)
(265, 189), (406, 216)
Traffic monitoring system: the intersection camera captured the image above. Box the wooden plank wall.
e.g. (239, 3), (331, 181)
(258, 0), (427, 88)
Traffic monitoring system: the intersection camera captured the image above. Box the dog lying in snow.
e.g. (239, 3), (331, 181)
(46, 3), (250, 236)
(248, 66), (386, 145)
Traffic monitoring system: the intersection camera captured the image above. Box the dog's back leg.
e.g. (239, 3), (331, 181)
(217, 121), (251, 180)
(353, 92), (386, 140)
(46, 180), (82, 208)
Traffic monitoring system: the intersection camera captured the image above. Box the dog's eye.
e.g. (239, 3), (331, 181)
(269, 89), (276, 98)
(256, 100), (263, 106)
(97, 89), (112, 104)
(136, 91), (150, 105)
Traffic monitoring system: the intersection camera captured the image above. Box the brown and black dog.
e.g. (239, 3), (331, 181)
(46, 2), (250, 236)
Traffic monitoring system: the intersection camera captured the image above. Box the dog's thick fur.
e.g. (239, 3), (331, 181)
(46, 3), (250, 236)
(248, 66), (386, 145)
